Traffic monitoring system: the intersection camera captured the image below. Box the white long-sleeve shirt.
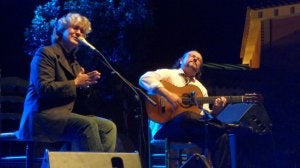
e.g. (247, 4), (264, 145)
(139, 68), (211, 140)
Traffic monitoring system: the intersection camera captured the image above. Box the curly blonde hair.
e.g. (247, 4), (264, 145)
(51, 13), (92, 43)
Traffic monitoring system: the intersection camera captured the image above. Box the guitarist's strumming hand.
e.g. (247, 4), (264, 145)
(212, 96), (227, 115)
(167, 92), (182, 110)
(154, 87), (183, 110)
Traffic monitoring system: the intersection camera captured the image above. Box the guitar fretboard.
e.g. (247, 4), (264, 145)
(196, 96), (244, 104)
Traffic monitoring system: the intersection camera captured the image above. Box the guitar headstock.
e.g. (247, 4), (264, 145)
(244, 93), (264, 103)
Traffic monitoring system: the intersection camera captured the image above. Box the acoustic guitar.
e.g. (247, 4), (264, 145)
(145, 81), (263, 123)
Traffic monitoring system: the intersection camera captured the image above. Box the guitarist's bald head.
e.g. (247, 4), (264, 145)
(179, 50), (203, 78)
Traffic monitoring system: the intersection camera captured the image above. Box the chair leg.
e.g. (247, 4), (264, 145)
(178, 149), (183, 167)
(26, 141), (34, 168)
(228, 133), (236, 168)
(165, 138), (170, 168)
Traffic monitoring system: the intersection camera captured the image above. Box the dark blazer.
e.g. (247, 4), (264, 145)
(17, 43), (81, 142)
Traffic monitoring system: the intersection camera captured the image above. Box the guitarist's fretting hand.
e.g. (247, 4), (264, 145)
(212, 96), (227, 115)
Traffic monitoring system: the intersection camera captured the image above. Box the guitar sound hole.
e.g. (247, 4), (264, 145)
(182, 93), (195, 106)
(161, 107), (165, 113)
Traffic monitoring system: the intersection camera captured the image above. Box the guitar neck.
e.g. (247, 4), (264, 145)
(196, 96), (245, 104)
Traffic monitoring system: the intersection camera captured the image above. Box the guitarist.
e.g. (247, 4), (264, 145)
(139, 50), (229, 167)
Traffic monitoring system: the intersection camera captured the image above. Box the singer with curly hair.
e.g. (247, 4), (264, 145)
(18, 13), (117, 152)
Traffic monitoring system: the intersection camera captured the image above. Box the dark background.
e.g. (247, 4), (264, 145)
(1, 0), (300, 167)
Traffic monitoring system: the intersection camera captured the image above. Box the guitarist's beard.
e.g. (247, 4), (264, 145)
(185, 62), (200, 76)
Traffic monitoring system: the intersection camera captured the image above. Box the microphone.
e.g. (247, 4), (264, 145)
(77, 37), (96, 50)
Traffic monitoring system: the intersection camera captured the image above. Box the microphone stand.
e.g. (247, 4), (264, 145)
(192, 92), (213, 168)
(202, 109), (212, 159)
(90, 48), (156, 106)
(86, 45), (156, 167)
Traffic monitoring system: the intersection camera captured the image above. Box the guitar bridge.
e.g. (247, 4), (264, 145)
(160, 97), (166, 113)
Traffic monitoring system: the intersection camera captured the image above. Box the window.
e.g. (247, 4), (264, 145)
(290, 6), (295, 14)
(258, 11), (263, 18)
(274, 9), (279, 16)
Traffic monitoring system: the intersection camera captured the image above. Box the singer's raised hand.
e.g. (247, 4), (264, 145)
(87, 70), (101, 82)
(74, 67), (100, 88)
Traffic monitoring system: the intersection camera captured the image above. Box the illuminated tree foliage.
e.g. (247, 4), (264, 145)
(24, 0), (152, 64)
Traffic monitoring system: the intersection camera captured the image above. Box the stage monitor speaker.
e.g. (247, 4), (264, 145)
(41, 150), (142, 168)
(216, 103), (272, 134)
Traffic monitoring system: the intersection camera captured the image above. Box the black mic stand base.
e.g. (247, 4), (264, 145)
(180, 153), (212, 168)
